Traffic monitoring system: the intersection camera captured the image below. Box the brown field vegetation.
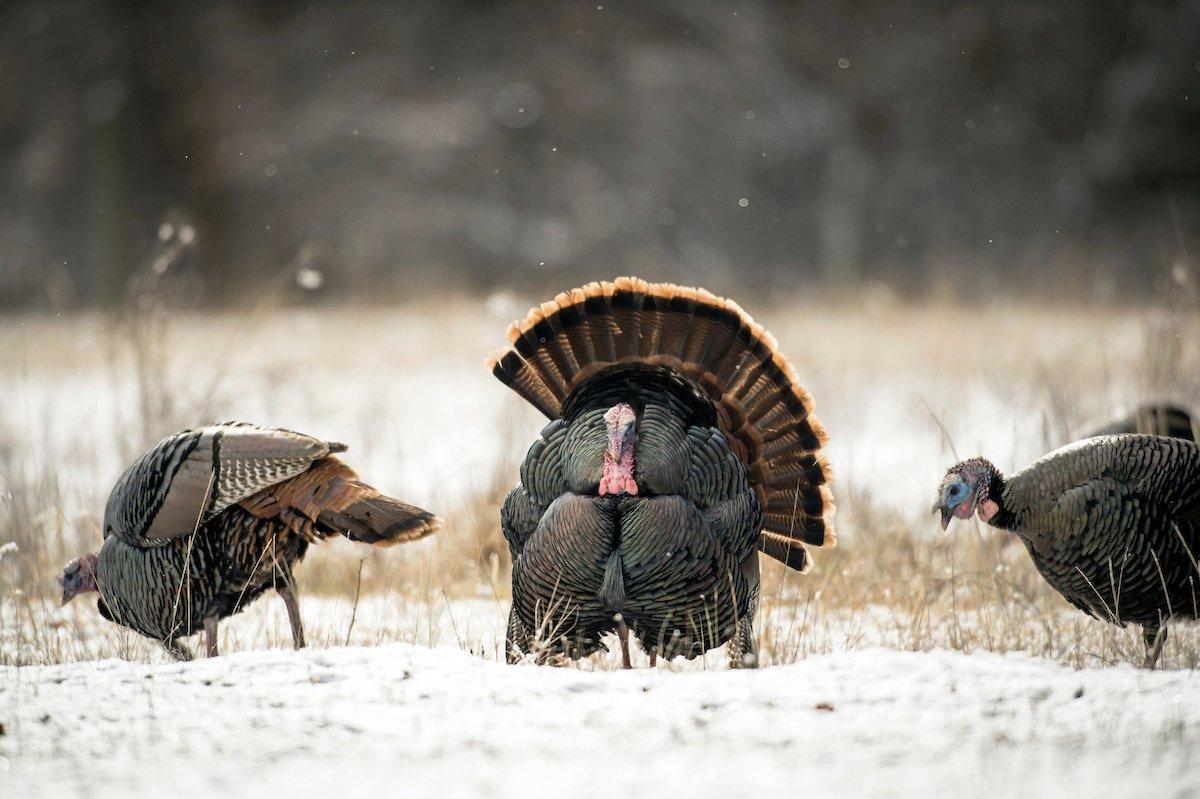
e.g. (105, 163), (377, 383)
(2, 281), (1197, 669)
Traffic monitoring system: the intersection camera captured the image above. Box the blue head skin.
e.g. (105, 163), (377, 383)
(933, 459), (1000, 531)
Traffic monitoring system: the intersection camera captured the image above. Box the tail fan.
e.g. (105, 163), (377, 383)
(486, 277), (834, 568)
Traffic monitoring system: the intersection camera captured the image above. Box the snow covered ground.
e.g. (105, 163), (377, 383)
(4, 643), (1199, 799)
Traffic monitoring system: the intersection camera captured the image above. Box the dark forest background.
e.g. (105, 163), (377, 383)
(1, 0), (1198, 308)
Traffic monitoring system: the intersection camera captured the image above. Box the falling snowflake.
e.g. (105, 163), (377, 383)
(1173, 263), (1191, 286)
(296, 268), (324, 290)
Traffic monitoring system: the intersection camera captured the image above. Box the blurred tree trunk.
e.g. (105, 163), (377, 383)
(123, 2), (235, 304)
(87, 85), (128, 307)
(819, 145), (871, 287)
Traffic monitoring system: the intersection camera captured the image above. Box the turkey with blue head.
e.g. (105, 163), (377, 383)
(934, 404), (1199, 669)
(489, 277), (835, 668)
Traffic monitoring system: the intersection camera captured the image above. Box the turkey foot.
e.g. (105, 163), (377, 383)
(164, 639), (194, 661)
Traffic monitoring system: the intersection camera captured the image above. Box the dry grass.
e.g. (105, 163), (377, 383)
(1, 268), (1198, 669)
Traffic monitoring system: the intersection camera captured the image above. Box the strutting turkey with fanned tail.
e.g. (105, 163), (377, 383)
(934, 405), (1199, 669)
(488, 277), (835, 667)
(58, 422), (440, 660)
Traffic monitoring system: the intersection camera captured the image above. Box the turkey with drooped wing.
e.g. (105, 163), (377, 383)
(59, 422), (440, 659)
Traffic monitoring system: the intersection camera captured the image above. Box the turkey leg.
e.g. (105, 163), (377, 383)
(1143, 624), (1167, 670)
(615, 616), (633, 669)
(204, 616), (219, 658)
(278, 583), (307, 650)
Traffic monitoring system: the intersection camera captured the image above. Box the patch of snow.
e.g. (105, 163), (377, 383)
(3, 646), (1198, 798)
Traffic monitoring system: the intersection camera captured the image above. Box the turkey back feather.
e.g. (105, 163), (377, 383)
(104, 423), (337, 547)
(487, 276), (835, 566)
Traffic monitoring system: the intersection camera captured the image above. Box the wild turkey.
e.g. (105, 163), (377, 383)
(1084, 403), (1195, 441)
(934, 434), (1200, 668)
(58, 422), (439, 659)
(489, 277), (835, 668)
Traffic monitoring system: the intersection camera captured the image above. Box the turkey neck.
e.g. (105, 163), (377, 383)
(988, 468), (1072, 546)
(981, 473), (1022, 534)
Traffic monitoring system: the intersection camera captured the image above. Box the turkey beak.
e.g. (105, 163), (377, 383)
(934, 503), (953, 532)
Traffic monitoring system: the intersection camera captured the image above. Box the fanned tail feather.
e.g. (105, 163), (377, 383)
(759, 533), (813, 573)
(487, 276), (835, 570)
